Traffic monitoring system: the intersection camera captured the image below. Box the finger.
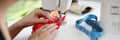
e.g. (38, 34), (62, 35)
(49, 30), (57, 40)
(35, 24), (50, 33)
(36, 18), (49, 24)
(43, 23), (57, 31)
(47, 25), (57, 33)
(40, 14), (55, 22)
(34, 23), (57, 34)
(37, 9), (55, 22)
(37, 9), (50, 18)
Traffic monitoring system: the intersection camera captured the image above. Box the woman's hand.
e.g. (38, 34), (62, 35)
(29, 24), (57, 40)
(9, 8), (54, 39)
(17, 8), (53, 28)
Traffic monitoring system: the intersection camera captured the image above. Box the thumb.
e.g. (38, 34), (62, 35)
(36, 19), (49, 24)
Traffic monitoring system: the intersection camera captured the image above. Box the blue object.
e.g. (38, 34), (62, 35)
(75, 14), (103, 40)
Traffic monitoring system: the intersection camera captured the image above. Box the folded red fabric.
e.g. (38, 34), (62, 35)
(32, 15), (66, 32)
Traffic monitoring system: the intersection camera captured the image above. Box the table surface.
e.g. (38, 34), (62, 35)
(8, 12), (120, 40)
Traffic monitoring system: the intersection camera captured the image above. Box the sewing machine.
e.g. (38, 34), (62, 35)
(32, 0), (72, 32)
(42, 0), (72, 19)
(42, 0), (72, 11)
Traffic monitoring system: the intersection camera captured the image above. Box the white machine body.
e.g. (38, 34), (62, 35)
(42, 0), (72, 11)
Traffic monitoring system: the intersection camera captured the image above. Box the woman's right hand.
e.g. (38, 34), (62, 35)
(29, 24), (58, 40)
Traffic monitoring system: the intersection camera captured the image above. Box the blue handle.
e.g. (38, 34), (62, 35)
(76, 14), (103, 40)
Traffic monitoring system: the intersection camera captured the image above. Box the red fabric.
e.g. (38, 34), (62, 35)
(32, 15), (66, 32)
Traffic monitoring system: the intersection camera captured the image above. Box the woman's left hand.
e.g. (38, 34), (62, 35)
(17, 8), (54, 28)
(9, 8), (54, 39)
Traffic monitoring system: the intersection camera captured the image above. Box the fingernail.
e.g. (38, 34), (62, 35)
(39, 17), (45, 20)
(54, 26), (58, 28)
(52, 26), (57, 29)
